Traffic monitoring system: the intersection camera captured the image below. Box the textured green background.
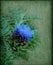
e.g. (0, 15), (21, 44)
(1, 1), (52, 65)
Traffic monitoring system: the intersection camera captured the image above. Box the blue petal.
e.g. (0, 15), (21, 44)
(14, 24), (34, 40)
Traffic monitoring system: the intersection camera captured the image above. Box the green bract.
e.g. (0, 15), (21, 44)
(1, 8), (39, 65)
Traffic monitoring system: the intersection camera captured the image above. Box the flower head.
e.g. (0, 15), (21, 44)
(14, 24), (34, 41)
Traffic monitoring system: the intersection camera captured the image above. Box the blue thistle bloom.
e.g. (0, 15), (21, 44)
(14, 24), (34, 41)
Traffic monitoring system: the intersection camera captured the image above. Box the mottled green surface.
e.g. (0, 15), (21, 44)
(1, 1), (51, 65)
